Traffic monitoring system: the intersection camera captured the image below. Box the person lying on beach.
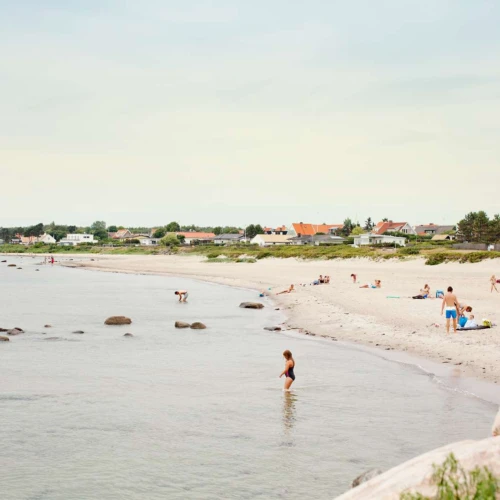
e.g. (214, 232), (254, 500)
(491, 275), (499, 293)
(319, 275), (325, 284)
(324, 276), (330, 284)
(174, 290), (188, 302)
(463, 314), (477, 329)
(350, 273), (357, 283)
(413, 284), (431, 299)
(441, 286), (459, 333)
(277, 284), (295, 295)
(359, 280), (381, 289)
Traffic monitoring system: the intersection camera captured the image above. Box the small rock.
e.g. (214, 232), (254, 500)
(352, 468), (383, 488)
(17, 267), (22, 270)
(0, 336), (10, 342)
(7, 328), (23, 336)
(104, 316), (132, 325)
(1, 260), (7, 263)
(190, 322), (207, 330)
(123, 333), (134, 337)
(264, 326), (282, 331)
(175, 321), (191, 329)
(8, 264), (16, 267)
(44, 325), (52, 328)
(239, 302), (264, 309)
(0, 328), (8, 332)
(14, 327), (24, 332)
(72, 330), (84, 334)
(44, 337), (60, 341)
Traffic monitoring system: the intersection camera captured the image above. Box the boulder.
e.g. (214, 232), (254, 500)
(44, 325), (52, 328)
(0, 336), (9, 342)
(175, 321), (191, 329)
(8, 264), (16, 267)
(104, 316), (132, 325)
(264, 326), (282, 331)
(190, 322), (207, 330)
(7, 328), (23, 336)
(123, 333), (134, 337)
(72, 330), (84, 334)
(1, 260), (7, 262)
(239, 302), (264, 309)
(0, 328), (8, 332)
(17, 267), (22, 270)
(14, 327), (24, 332)
(351, 469), (383, 488)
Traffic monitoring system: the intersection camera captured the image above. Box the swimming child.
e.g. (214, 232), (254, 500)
(279, 350), (296, 391)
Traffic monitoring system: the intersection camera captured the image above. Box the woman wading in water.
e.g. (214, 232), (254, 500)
(279, 350), (296, 391)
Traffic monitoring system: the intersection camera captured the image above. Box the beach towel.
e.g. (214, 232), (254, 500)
(457, 325), (491, 331)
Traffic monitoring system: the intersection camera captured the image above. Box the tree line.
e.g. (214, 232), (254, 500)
(456, 212), (500, 243)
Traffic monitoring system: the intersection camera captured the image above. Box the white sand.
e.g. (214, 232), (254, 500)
(59, 254), (500, 384)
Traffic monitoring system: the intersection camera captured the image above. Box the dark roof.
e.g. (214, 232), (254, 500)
(215, 234), (243, 240)
(415, 225), (455, 235)
(289, 235), (345, 242)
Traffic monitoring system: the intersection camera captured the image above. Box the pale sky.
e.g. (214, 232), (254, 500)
(1, 1), (499, 228)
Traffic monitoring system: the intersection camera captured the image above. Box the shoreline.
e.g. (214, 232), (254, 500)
(6, 253), (500, 391)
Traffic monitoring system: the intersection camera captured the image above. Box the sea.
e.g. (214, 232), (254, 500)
(1, 256), (497, 500)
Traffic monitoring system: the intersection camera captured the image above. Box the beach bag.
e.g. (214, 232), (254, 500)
(458, 316), (468, 328)
(483, 319), (492, 328)
(436, 290), (444, 298)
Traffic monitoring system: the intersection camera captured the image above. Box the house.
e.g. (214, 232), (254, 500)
(138, 236), (162, 246)
(20, 236), (39, 245)
(373, 221), (415, 235)
(250, 234), (293, 247)
(431, 234), (455, 241)
(214, 234), (244, 245)
(289, 235), (345, 246)
(415, 224), (455, 236)
(59, 234), (95, 246)
(39, 233), (56, 244)
(108, 229), (133, 240)
(10, 238), (21, 244)
(176, 232), (216, 245)
(292, 223), (343, 237)
(263, 225), (289, 235)
(353, 233), (406, 247)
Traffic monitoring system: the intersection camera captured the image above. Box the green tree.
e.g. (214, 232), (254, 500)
(245, 224), (257, 239)
(341, 218), (354, 237)
(457, 211), (491, 243)
(25, 223), (44, 237)
(107, 225), (118, 233)
(93, 229), (108, 241)
(351, 226), (365, 235)
(68, 225), (77, 233)
(165, 221), (181, 232)
(90, 221), (106, 233)
(177, 234), (186, 244)
(213, 226), (223, 235)
(382, 217), (388, 222)
(254, 224), (264, 235)
(364, 217), (374, 231)
(153, 228), (166, 238)
(160, 234), (180, 247)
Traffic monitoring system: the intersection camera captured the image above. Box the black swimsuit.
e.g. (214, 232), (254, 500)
(285, 364), (295, 381)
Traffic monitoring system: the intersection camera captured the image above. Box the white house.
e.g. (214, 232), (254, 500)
(39, 233), (56, 244)
(214, 234), (244, 245)
(59, 234), (95, 246)
(250, 234), (293, 247)
(354, 233), (406, 247)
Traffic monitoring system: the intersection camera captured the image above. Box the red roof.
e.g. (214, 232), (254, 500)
(373, 221), (407, 234)
(292, 223), (343, 236)
(176, 232), (215, 239)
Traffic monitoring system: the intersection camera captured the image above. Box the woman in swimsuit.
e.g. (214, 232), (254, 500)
(279, 350), (296, 391)
(491, 275), (499, 293)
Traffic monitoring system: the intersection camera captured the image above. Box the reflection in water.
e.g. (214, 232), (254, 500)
(282, 391), (297, 434)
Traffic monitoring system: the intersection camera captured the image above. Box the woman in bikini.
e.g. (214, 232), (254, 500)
(491, 275), (499, 293)
(279, 350), (296, 391)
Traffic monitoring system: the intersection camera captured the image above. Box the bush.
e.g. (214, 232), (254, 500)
(399, 247), (420, 255)
(425, 253), (448, 266)
(160, 234), (180, 247)
(256, 251), (272, 259)
(400, 453), (498, 499)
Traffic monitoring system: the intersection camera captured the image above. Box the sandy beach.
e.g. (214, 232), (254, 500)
(55, 254), (500, 385)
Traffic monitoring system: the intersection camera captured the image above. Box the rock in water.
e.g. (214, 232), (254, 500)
(239, 302), (264, 309)
(175, 321), (191, 329)
(190, 322), (207, 330)
(0, 328), (8, 332)
(7, 328), (23, 336)
(351, 469), (383, 488)
(44, 325), (52, 328)
(264, 326), (282, 331)
(1, 260), (7, 263)
(104, 316), (132, 325)
(8, 264), (16, 267)
(123, 333), (134, 337)
(0, 336), (10, 342)
(14, 327), (24, 332)
(72, 330), (84, 334)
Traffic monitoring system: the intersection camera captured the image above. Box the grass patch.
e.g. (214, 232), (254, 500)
(400, 453), (499, 499)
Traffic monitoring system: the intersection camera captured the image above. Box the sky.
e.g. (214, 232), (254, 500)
(1, 0), (499, 228)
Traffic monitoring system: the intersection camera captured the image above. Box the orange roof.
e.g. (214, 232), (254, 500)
(177, 232), (215, 239)
(373, 221), (407, 234)
(292, 223), (343, 236)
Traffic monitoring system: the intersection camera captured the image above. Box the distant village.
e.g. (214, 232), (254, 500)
(1, 221), (457, 248)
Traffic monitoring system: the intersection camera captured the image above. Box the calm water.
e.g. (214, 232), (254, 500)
(1, 256), (496, 500)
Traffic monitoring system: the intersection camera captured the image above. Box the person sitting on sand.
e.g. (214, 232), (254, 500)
(491, 275), (499, 293)
(318, 275), (325, 284)
(277, 284), (295, 295)
(464, 314), (477, 329)
(175, 290), (188, 302)
(350, 273), (357, 283)
(324, 276), (330, 284)
(413, 284), (431, 299)
(360, 280), (381, 289)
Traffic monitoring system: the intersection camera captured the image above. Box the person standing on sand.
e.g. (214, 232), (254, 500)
(175, 290), (188, 302)
(491, 275), (499, 293)
(441, 286), (459, 333)
(279, 350), (296, 391)
(350, 274), (357, 283)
